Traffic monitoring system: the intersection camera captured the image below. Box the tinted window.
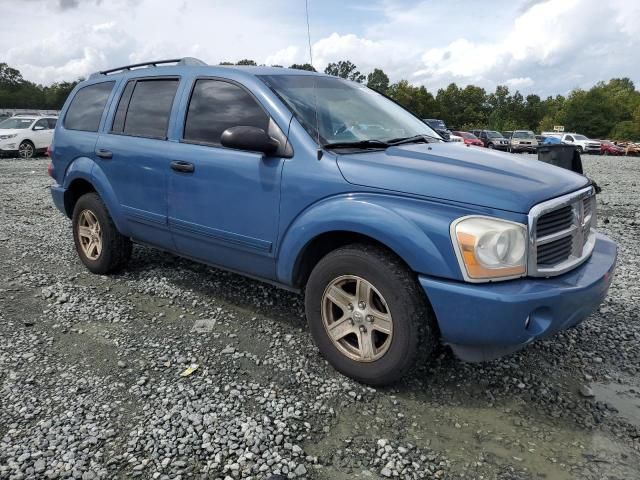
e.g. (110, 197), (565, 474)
(111, 81), (135, 133)
(64, 82), (114, 132)
(184, 79), (269, 145)
(47, 118), (58, 129)
(122, 79), (179, 139)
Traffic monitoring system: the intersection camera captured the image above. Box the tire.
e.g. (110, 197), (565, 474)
(305, 244), (437, 386)
(488, 143), (494, 149)
(72, 192), (132, 274)
(577, 146), (584, 153)
(18, 141), (35, 159)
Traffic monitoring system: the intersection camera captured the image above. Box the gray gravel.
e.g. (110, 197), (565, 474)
(0, 153), (639, 479)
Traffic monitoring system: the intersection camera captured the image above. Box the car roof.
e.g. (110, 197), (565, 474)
(87, 58), (328, 83)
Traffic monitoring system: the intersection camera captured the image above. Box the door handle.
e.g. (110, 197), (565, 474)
(170, 160), (195, 173)
(96, 149), (113, 160)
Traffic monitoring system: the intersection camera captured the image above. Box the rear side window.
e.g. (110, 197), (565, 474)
(184, 79), (269, 145)
(112, 79), (179, 139)
(64, 82), (115, 132)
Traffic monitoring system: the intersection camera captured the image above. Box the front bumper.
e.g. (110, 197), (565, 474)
(419, 233), (617, 362)
(511, 144), (538, 152)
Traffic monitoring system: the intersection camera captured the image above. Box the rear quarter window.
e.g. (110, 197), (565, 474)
(64, 82), (115, 132)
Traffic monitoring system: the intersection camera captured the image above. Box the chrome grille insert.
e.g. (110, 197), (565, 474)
(528, 186), (596, 277)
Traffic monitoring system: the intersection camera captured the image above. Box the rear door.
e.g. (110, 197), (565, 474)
(94, 77), (181, 249)
(168, 78), (285, 279)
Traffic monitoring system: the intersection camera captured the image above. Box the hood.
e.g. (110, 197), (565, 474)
(0, 129), (22, 136)
(336, 142), (589, 213)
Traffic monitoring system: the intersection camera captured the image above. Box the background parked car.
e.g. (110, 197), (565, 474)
(471, 129), (510, 150)
(542, 132), (601, 154)
(422, 118), (451, 141)
(599, 140), (625, 156)
(509, 130), (538, 153)
(0, 115), (58, 158)
(622, 142), (640, 156)
(452, 131), (483, 146)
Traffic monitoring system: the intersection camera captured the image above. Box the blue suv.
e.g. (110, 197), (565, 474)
(49, 58), (617, 385)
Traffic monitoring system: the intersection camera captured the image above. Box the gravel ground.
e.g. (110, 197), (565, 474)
(0, 154), (639, 480)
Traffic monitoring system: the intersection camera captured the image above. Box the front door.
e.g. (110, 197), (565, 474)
(168, 78), (284, 280)
(31, 118), (55, 149)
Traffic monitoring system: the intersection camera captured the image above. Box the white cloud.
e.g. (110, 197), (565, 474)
(1, 0), (638, 97)
(505, 77), (534, 88)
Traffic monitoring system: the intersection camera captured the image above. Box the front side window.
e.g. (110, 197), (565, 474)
(184, 79), (270, 145)
(34, 119), (50, 130)
(47, 118), (58, 129)
(112, 79), (179, 139)
(259, 75), (440, 145)
(64, 82), (114, 132)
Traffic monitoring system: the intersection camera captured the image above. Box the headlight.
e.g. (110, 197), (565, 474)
(0, 134), (17, 140)
(451, 216), (527, 282)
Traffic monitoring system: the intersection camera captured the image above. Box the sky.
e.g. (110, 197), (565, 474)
(1, 0), (639, 96)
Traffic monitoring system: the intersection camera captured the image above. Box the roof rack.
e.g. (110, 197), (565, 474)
(89, 57), (207, 78)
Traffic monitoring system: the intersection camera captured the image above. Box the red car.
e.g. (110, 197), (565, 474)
(452, 131), (484, 147)
(600, 140), (625, 156)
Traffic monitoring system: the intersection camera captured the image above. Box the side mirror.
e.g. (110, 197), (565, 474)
(220, 126), (280, 155)
(33, 125), (45, 131)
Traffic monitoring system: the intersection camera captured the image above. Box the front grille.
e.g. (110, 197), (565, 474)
(529, 187), (596, 276)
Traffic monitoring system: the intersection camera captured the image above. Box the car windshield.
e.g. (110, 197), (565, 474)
(487, 131), (503, 138)
(259, 74), (441, 145)
(0, 117), (34, 129)
(574, 134), (588, 140)
(513, 131), (535, 139)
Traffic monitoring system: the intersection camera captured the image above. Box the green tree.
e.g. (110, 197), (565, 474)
(366, 68), (390, 93)
(289, 63), (316, 72)
(386, 80), (437, 118)
(236, 59), (257, 66)
(324, 60), (366, 83)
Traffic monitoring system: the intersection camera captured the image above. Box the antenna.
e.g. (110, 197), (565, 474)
(305, 0), (314, 68)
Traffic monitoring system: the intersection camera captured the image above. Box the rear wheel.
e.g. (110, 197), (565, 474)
(72, 193), (132, 274)
(18, 141), (35, 159)
(305, 244), (436, 386)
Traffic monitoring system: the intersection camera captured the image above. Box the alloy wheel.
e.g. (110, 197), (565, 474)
(77, 209), (102, 260)
(19, 142), (34, 159)
(321, 275), (393, 362)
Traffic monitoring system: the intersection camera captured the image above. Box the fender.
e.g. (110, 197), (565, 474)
(276, 193), (480, 285)
(63, 157), (129, 235)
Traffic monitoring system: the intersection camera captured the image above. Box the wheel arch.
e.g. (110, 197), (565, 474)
(62, 158), (128, 234)
(277, 194), (463, 288)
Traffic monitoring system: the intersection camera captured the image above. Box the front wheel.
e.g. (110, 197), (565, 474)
(305, 244), (436, 386)
(18, 141), (35, 159)
(488, 143), (494, 149)
(577, 146), (584, 153)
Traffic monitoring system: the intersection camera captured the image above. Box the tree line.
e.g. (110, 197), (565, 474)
(2, 59), (639, 140)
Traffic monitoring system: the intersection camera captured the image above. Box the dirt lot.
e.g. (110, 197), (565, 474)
(0, 154), (639, 480)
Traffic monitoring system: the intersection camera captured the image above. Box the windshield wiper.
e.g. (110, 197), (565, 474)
(322, 139), (389, 150)
(386, 134), (441, 146)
